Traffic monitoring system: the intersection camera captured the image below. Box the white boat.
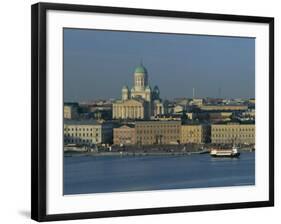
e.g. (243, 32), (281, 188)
(210, 145), (240, 158)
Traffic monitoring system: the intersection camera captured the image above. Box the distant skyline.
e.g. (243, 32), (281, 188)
(64, 28), (255, 102)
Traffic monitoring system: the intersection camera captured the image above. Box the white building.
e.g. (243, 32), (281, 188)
(64, 103), (79, 119)
(64, 120), (113, 145)
(113, 64), (166, 120)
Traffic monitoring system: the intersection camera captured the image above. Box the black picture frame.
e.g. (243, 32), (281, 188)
(31, 2), (274, 222)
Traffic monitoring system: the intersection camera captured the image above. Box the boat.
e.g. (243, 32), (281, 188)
(210, 145), (240, 158)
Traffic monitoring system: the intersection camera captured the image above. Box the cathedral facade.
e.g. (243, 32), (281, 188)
(112, 64), (166, 120)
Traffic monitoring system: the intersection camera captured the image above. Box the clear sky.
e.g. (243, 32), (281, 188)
(63, 28), (255, 102)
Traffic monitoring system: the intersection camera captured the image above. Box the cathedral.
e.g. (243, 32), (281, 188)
(112, 64), (166, 120)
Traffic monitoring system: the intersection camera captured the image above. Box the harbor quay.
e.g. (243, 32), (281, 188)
(64, 142), (255, 157)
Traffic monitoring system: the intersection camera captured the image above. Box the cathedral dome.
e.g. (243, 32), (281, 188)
(134, 64), (147, 74)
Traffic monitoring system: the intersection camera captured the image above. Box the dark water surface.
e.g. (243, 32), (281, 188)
(64, 152), (255, 195)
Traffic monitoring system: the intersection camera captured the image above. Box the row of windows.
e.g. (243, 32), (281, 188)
(65, 138), (96, 143)
(136, 125), (180, 129)
(136, 129), (180, 134)
(182, 129), (201, 132)
(182, 134), (201, 138)
(212, 140), (254, 143)
(115, 134), (134, 138)
(212, 134), (255, 138)
(212, 128), (254, 132)
(116, 137), (133, 141)
(65, 133), (99, 137)
(115, 116), (143, 119)
(64, 127), (100, 132)
(114, 130), (134, 134)
(136, 136), (179, 141)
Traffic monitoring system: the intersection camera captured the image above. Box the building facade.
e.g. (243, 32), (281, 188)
(112, 99), (149, 120)
(211, 123), (255, 144)
(113, 125), (136, 145)
(64, 120), (113, 145)
(135, 121), (181, 145)
(64, 103), (79, 119)
(181, 124), (210, 144)
(199, 105), (248, 111)
(112, 64), (166, 120)
(190, 98), (205, 106)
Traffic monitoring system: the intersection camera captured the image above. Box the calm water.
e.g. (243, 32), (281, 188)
(64, 152), (255, 195)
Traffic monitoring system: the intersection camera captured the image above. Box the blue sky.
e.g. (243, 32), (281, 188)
(63, 28), (255, 101)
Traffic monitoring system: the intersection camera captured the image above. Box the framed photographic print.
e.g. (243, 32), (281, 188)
(31, 2), (274, 222)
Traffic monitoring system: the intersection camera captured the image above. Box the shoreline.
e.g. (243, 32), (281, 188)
(64, 148), (254, 157)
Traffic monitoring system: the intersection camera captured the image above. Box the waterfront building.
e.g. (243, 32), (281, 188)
(152, 115), (182, 121)
(181, 124), (210, 144)
(241, 109), (255, 119)
(173, 105), (185, 113)
(211, 123), (255, 144)
(190, 98), (205, 106)
(64, 120), (113, 145)
(112, 64), (166, 120)
(186, 112), (197, 120)
(199, 104), (248, 111)
(135, 121), (181, 145)
(248, 99), (255, 105)
(208, 112), (232, 122)
(64, 103), (79, 119)
(113, 125), (136, 145)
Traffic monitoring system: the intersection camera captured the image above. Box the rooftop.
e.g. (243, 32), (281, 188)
(134, 64), (147, 74)
(64, 119), (102, 125)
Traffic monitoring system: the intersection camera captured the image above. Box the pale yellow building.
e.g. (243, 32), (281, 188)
(112, 99), (149, 120)
(64, 120), (113, 145)
(209, 112), (232, 121)
(64, 104), (78, 119)
(173, 105), (184, 113)
(113, 125), (136, 145)
(211, 123), (255, 144)
(200, 105), (248, 111)
(112, 64), (166, 120)
(249, 99), (255, 104)
(181, 124), (210, 144)
(135, 121), (181, 145)
(190, 98), (204, 106)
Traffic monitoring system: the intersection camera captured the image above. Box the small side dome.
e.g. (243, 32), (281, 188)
(153, 85), (160, 94)
(153, 85), (160, 100)
(122, 85), (129, 91)
(145, 85), (151, 92)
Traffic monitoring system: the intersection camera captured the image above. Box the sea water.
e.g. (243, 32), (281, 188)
(64, 152), (255, 195)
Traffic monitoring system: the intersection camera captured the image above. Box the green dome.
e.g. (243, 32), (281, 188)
(134, 64), (147, 74)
